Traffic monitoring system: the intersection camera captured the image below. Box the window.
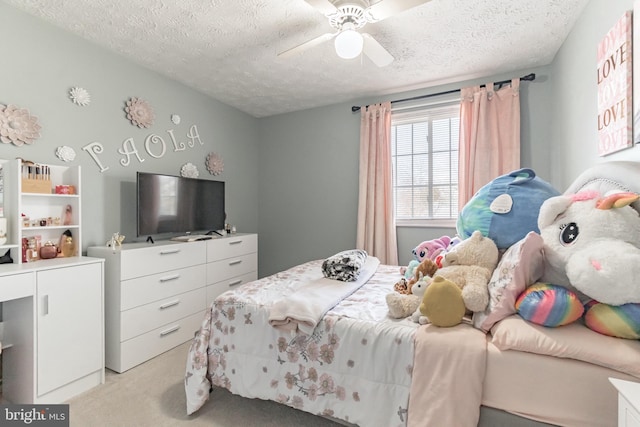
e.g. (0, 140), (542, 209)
(391, 100), (460, 226)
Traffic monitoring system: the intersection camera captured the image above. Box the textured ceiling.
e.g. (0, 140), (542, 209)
(4, 0), (589, 118)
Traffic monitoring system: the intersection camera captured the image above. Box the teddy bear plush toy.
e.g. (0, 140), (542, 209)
(519, 190), (640, 339)
(395, 236), (463, 295)
(393, 257), (439, 295)
(386, 275), (430, 319)
(411, 230), (499, 326)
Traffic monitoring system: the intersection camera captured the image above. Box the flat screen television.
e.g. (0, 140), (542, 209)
(136, 172), (225, 237)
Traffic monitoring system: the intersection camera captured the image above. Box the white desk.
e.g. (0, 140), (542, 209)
(0, 257), (104, 404)
(610, 377), (640, 427)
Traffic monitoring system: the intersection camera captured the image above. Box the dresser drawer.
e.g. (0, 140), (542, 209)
(0, 272), (35, 301)
(207, 234), (257, 262)
(206, 271), (258, 306)
(120, 241), (206, 280)
(206, 253), (257, 284)
(121, 264), (206, 310)
(119, 311), (202, 372)
(121, 287), (206, 341)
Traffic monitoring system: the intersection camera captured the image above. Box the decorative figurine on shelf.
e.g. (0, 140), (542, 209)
(63, 204), (73, 226)
(27, 237), (39, 262)
(39, 241), (58, 259)
(106, 232), (125, 253)
(62, 236), (75, 257)
(21, 237), (28, 262)
(58, 229), (73, 256)
(0, 249), (12, 264)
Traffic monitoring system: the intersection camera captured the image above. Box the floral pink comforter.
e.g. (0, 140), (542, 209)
(185, 260), (418, 427)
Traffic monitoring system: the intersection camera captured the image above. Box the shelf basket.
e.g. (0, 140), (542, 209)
(21, 178), (52, 194)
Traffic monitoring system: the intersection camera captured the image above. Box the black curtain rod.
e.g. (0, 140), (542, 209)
(351, 72), (536, 113)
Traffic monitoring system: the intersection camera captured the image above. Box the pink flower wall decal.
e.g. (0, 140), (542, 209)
(206, 152), (224, 175)
(124, 97), (155, 128)
(0, 104), (41, 146)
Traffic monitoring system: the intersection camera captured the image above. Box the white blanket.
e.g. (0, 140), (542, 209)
(268, 256), (380, 335)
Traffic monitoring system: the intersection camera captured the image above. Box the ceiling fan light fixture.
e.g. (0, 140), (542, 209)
(334, 27), (363, 59)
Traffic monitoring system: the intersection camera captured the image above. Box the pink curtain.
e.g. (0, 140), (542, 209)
(458, 79), (521, 210)
(356, 102), (398, 265)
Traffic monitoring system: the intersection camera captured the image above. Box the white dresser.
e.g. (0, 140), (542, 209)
(610, 378), (640, 427)
(88, 233), (257, 373)
(205, 233), (258, 306)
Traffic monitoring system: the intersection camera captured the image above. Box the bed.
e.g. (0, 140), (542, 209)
(185, 259), (421, 427)
(185, 161), (640, 427)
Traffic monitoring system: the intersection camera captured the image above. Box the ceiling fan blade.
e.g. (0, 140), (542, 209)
(366, 0), (433, 22)
(303, 0), (338, 15)
(278, 32), (337, 58)
(362, 33), (394, 67)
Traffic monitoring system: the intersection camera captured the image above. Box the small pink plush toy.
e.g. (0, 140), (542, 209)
(412, 236), (452, 263)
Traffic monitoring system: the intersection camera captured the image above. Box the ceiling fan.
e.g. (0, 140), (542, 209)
(278, 0), (433, 67)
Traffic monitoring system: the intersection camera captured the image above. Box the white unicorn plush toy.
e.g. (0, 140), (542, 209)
(534, 189), (640, 339)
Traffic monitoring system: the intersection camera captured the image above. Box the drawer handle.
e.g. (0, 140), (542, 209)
(160, 325), (180, 337)
(159, 274), (180, 282)
(159, 299), (180, 310)
(229, 260), (242, 266)
(228, 279), (243, 287)
(228, 240), (243, 245)
(160, 249), (181, 255)
(42, 295), (49, 316)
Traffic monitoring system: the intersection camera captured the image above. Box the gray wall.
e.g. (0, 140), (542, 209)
(257, 0), (640, 275)
(549, 0), (640, 188)
(257, 66), (555, 275)
(0, 3), (259, 252)
(4, 0), (634, 279)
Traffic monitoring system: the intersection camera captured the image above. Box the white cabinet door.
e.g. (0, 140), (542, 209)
(36, 263), (103, 396)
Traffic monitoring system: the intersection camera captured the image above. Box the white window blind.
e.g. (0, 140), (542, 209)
(391, 100), (460, 226)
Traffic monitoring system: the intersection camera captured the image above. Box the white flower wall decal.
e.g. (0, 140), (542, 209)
(69, 87), (91, 106)
(206, 152), (224, 175)
(181, 162), (199, 178)
(0, 104), (41, 146)
(124, 97), (155, 128)
(56, 146), (77, 162)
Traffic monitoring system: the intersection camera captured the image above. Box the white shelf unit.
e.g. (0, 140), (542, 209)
(0, 159), (103, 404)
(0, 159), (17, 259)
(1, 159), (81, 265)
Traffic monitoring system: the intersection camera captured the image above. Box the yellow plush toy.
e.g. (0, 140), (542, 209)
(412, 231), (499, 327)
(419, 276), (466, 327)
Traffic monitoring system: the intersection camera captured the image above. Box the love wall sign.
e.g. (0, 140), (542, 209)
(597, 10), (632, 156)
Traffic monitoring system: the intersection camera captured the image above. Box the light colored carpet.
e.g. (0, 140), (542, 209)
(67, 341), (343, 427)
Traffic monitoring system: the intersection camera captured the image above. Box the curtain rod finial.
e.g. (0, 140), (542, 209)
(352, 106), (361, 113)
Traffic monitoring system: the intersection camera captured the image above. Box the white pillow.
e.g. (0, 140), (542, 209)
(473, 232), (545, 332)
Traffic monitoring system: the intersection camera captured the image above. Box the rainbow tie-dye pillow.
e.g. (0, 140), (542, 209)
(583, 300), (640, 340)
(516, 283), (640, 340)
(515, 283), (584, 327)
